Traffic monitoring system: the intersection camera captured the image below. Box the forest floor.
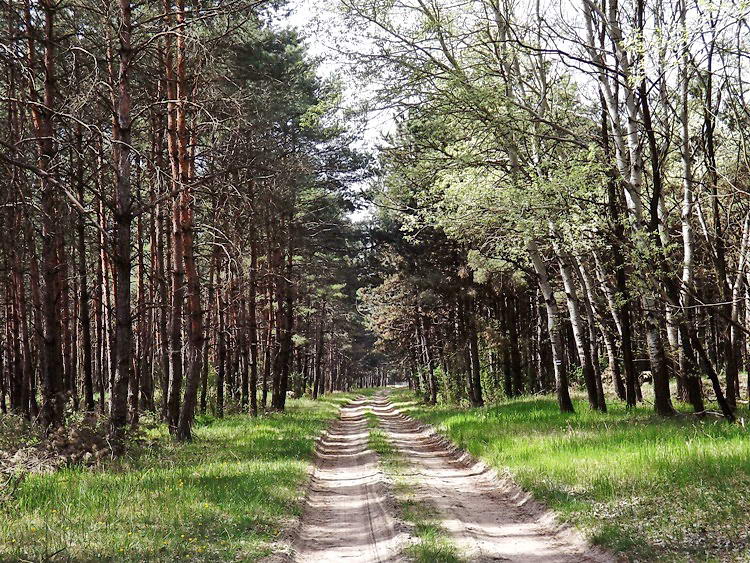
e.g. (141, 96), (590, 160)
(4, 389), (747, 562)
(0, 394), (356, 562)
(291, 393), (610, 563)
(390, 388), (750, 562)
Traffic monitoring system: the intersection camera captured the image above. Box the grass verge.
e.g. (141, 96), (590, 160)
(390, 388), (750, 562)
(367, 407), (463, 563)
(0, 393), (354, 562)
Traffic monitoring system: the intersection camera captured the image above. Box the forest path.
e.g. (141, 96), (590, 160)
(294, 394), (612, 562)
(371, 393), (615, 563)
(293, 397), (406, 563)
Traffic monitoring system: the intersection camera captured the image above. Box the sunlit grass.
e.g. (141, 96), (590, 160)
(391, 388), (750, 561)
(0, 393), (355, 561)
(402, 500), (463, 563)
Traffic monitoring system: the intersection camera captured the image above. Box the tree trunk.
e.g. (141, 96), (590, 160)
(528, 241), (574, 413)
(110, 0), (135, 431)
(466, 296), (483, 407)
(249, 230), (259, 416)
(33, 0), (66, 430)
(556, 246), (600, 411)
(216, 261), (226, 418)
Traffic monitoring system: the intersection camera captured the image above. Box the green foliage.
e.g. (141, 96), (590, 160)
(434, 366), (464, 404)
(0, 414), (40, 454)
(479, 367), (504, 404)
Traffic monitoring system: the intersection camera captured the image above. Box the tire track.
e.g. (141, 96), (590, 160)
(372, 394), (616, 563)
(293, 398), (406, 563)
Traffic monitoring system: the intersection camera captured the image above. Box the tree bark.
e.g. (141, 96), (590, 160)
(528, 241), (574, 413)
(32, 0), (66, 429)
(110, 0), (135, 431)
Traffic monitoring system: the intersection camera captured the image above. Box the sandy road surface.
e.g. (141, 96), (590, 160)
(293, 394), (613, 563)
(293, 398), (405, 562)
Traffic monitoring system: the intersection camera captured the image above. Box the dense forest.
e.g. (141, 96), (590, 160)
(6, 0), (750, 438)
(3, 0), (750, 561)
(0, 0), (379, 442)
(355, 0), (750, 421)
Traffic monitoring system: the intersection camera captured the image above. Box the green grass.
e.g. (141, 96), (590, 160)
(367, 407), (463, 563)
(390, 388), (750, 562)
(401, 501), (463, 563)
(355, 387), (381, 398)
(367, 427), (396, 462)
(0, 393), (355, 562)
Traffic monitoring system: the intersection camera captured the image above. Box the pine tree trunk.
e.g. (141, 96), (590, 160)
(33, 0), (66, 430)
(216, 261), (226, 418)
(466, 297), (483, 407)
(110, 0), (135, 431)
(249, 230), (259, 415)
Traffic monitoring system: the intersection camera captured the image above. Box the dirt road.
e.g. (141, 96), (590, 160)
(293, 398), (406, 562)
(293, 395), (612, 562)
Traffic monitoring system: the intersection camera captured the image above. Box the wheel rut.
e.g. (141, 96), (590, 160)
(370, 394), (615, 563)
(294, 394), (613, 562)
(293, 398), (405, 563)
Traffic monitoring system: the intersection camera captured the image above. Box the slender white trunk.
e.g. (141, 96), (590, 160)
(527, 240), (574, 412)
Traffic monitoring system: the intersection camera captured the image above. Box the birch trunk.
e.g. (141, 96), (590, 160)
(554, 241), (601, 411)
(528, 241), (574, 412)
